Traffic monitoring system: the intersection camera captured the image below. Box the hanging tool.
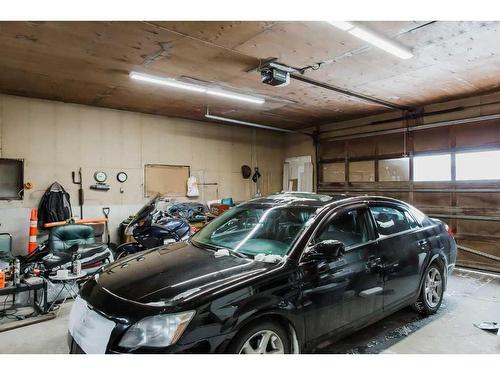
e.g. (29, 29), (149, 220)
(102, 207), (111, 246)
(72, 168), (84, 219)
(252, 167), (262, 197)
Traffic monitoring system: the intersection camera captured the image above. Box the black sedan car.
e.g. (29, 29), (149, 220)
(68, 192), (456, 354)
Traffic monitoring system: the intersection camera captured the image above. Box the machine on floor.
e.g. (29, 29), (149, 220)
(114, 195), (192, 259)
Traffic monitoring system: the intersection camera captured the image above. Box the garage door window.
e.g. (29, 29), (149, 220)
(322, 162), (345, 183)
(349, 160), (375, 182)
(413, 154), (451, 181)
(379, 157), (410, 182)
(456, 150), (500, 181)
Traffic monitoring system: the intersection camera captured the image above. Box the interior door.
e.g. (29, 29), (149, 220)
(298, 204), (384, 345)
(283, 156), (314, 192)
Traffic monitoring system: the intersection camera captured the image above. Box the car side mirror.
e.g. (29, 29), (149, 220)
(305, 240), (345, 262)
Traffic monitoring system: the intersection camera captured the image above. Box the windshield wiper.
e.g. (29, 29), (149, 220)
(192, 240), (250, 259)
(218, 246), (251, 260)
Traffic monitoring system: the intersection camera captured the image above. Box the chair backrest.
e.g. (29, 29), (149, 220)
(0, 233), (12, 258)
(48, 224), (96, 252)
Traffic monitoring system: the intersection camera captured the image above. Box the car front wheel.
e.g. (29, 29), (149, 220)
(412, 263), (444, 315)
(228, 321), (290, 354)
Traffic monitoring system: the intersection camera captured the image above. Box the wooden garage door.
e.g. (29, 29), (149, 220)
(317, 120), (500, 273)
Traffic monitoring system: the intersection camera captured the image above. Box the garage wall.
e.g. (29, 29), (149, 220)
(316, 92), (500, 273)
(0, 94), (285, 254)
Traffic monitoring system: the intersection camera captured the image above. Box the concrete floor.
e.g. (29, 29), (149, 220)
(0, 268), (498, 354)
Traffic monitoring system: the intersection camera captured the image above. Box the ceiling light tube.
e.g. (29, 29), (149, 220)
(129, 71), (205, 93)
(130, 71), (265, 105)
(327, 22), (413, 59)
(326, 21), (354, 31)
(348, 25), (413, 59)
(206, 89), (265, 105)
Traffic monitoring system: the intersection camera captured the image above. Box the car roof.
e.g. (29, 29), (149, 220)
(245, 192), (340, 207)
(244, 192), (414, 210)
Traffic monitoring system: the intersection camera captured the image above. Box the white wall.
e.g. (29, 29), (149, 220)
(0, 94), (285, 254)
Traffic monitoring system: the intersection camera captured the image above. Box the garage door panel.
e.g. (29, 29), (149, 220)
(456, 239), (500, 273)
(320, 140), (345, 160)
(456, 192), (500, 208)
(455, 120), (500, 148)
(413, 127), (451, 152)
(413, 192), (452, 207)
(456, 220), (500, 237)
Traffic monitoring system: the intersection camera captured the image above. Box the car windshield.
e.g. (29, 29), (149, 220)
(192, 204), (318, 257)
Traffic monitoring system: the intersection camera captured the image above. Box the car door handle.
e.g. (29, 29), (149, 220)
(417, 239), (430, 248)
(366, 256), (382, 270)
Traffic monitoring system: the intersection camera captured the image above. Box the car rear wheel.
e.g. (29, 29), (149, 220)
(412, 263), (444, 315)
(228, 320), (290, 354)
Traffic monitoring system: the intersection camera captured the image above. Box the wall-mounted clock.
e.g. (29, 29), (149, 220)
(117, 171), (128, 183)
(94, 171), (107, 183)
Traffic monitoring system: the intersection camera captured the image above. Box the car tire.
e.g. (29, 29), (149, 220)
(227, 320), (291, 354)
(412, 262), (444, 315)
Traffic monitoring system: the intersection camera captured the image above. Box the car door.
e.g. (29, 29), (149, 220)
(368, 203), (428, 311)
(298, 204), (384, 345)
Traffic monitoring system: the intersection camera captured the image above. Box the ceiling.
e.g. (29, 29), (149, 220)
(1, 21), (500, 131)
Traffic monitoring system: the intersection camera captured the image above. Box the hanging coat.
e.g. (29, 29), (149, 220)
(38, 182), (73, 228)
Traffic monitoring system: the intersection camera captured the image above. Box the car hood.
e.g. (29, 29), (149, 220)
(96, 242), (276, 306)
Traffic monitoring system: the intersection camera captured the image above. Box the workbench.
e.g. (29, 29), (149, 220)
(0, 278), (48, 316)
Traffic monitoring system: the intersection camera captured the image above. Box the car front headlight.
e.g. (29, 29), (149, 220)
(119, 311), (195, 349)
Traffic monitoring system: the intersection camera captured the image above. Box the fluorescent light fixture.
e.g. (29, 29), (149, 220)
(129, 72), (205, 93)
(327, 21), (413, 59)
(349, 26), (413, 59)
(206, 89), (264, 105)
(129, 71), (264, 105)
(326, 21), (354, 31)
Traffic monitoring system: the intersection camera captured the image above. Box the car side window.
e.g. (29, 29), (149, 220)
(370, 206), (416, 236)
(315, 208), (370, 248)
(404, 210), (420, 229)
(410, 207), (429, 226)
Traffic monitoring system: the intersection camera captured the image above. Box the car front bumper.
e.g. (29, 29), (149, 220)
(67, 332), (231, 354)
